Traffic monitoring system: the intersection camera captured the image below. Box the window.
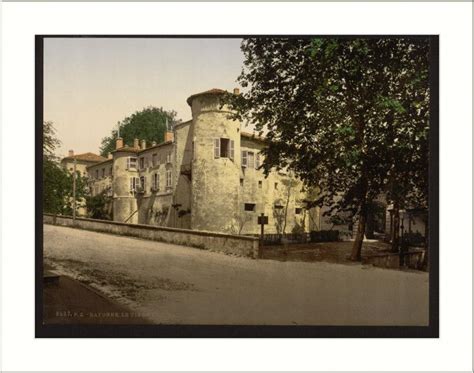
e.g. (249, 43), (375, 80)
(295, 208), (303, 215)
(247, 151), (255, 168)
(152, 153), (158, 167)
(241, 150), (248, 167)
(166, 153), (172, 164)
(139, 176), (146, 191)
(95, 169), (99, 179)
(109, 166), (113, 176)
(129, 177), (140, 192)
(240, 178), (244, 186)
(258, 180), (262, 188)
(214, 138), (234, 160)
(139, 157), (145, 170)
(221, 138), (230, 157)
(166, 170), (172, 188)
(244, 203), (256, 212)
(102, 168), (105, 178)
(127, 157), (137, 170)
(274, 182), (279, 190)
(152, 173), (160, 191)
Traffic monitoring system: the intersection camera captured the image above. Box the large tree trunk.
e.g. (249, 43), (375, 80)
(351, 204), (367, 261)
(390, 203), (400, 252)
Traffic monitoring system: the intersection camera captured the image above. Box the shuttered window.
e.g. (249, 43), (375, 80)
(248, 151), (255, 168)
(241, 150), (248, 167)
(229, 140), (235, 160)
(140, 176), (146, 190)
(214, 138), (220, 158)
(153, 173), (160, 191)
(127, 157), (137, 170)
(130, 177), (140, 192)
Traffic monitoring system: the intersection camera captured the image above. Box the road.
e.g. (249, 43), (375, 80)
(43, 224), (429, 325)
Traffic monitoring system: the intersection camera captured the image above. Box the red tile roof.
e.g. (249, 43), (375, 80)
(186, 88), (227, 106)
(61, 152), (106, 163)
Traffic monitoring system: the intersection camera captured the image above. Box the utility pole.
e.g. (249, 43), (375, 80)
(72, 157), (77, 222)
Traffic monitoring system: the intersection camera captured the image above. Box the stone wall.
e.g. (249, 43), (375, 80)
(362, 250), (425, 270)
(43, 214), (260, 258)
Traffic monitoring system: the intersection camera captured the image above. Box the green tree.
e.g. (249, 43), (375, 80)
(43, 121), (89, 215)
(85, 190), (112, 220)
(100, 107), (180, 156)
(43, 121), (69, 214)
(225, 37), (430, 261)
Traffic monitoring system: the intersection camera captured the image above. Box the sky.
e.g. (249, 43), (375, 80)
(44, 38), (244, 157)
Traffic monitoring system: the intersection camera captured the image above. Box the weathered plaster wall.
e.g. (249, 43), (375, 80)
(190, 95), (241, 233)
(112, 151), (138, 223)
(171, 120), (193, 229)
(135, 143), (174, 226)
(88, 160), (113, 196)
(44, 214), (260, 258)
(238, 138), (308, 235)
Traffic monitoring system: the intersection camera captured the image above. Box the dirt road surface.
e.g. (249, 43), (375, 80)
(43, 224), (429, 325)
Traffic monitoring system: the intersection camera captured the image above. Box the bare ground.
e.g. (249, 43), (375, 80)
(43, 224), (429, 325)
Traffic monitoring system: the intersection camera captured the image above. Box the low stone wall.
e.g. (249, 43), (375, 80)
(362, 250), (425, 270)
(44, 214), (260, 258)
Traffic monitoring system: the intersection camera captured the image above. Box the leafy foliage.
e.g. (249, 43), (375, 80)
(43, 121), (89, 215)
(99, 107), (180, 156)
(86, 191), (112, 220)
(225, 37), (430, 260)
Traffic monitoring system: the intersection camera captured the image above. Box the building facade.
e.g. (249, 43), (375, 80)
(82, 89), (318, 235)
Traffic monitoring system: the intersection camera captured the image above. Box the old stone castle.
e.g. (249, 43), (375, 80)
(62, 89), (316, 235)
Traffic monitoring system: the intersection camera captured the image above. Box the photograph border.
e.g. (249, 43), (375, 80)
(35, 34), (439, 338)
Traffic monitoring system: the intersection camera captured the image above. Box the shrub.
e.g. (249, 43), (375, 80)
(403, 232), (425, 246)
(310, 230), (339, 242)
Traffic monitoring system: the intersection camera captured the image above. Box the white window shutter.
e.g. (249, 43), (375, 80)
(130, 177), (133, 191)
(256, 153), (260, 169)
(230, 140), (235, 160)
(214, 139), (220, 158)
(241, 151), (248, 167)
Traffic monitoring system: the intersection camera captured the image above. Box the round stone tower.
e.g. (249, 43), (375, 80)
(112, 148), (138, 224)
(188, 89), (242, 233)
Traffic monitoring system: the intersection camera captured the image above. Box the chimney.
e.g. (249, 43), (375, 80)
(115, 137), (123, 150)
(141, 139), (146, 150)
(165, 131), (174, 143)
(133, 138), (139, 149)
(233, 88), (240, 95)
(68, 150), (74, 157)
(108, 152), (113, 159)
